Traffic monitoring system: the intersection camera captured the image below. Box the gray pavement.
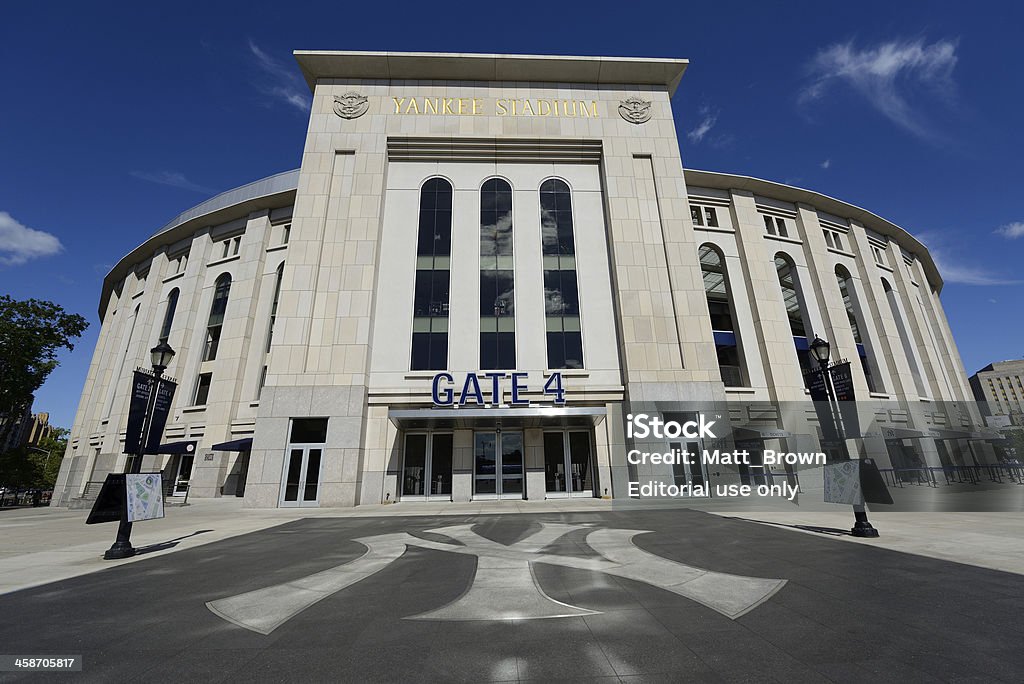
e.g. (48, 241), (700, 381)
(1, 508), (1023, 683)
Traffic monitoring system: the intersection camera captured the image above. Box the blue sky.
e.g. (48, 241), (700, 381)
(2, 1), (1022, 428)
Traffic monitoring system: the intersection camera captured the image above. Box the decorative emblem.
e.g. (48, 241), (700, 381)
(333, 92), (369, 119)
(618, 96), (653, 124)
(207, 523), (786, 634)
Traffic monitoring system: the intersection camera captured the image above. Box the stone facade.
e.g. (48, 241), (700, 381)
(52, 51), (991, 508)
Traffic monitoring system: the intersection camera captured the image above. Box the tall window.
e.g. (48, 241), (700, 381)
(158, 288), (179, 343)
(882, 279), (927, 396)
(411, 178), (453, 370)
(266, 264), (284, 353)
(204, 273), (231, 362)
(480, 178), (515, 369)
(774, 254), (813, 374)
(700, 245), (745, 386)
(541, 179), (582, 369)
(836, 266), (880, 393)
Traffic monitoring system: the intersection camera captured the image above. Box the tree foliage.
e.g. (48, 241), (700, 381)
(0, 296), (88, 446)
(0, 427), (68, 489)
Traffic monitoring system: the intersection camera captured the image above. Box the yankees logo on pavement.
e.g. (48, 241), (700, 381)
(207, 523), (787, 635)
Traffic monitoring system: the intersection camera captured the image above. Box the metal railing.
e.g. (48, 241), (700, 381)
(879, 464), (1024, 488)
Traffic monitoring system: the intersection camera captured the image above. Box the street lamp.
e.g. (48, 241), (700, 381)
(811, 334), (878, 538)
(104, 342), (175, 560)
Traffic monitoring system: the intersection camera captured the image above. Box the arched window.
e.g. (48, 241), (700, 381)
(158, 288), (179, 343)
(835, 266), (880, 392)
(700, 245), (745, 386)
(882, 278), (927, 396)
(480, 178), (515, 369)
(774, 254), (813, 374)
(541, 179), (582, 368)
(411, 178), (453, 370)
(203, 273), (231, 362)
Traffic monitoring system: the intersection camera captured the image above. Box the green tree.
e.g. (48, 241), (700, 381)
(0, 427), (69, 490)
(0, 296), (88, 448)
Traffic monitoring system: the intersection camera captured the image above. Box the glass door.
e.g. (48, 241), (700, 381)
(474, 431), (523, 499)
(174, 454), (194, 496)
(402, 433), (453, 501)
(544, 430), (595, 498)
(281, 447), (322, 507)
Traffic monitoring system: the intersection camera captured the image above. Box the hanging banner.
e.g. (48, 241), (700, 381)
(123, 371), (153, 454)
(144, 379), (176, 455)
(829, 361), (861, 439)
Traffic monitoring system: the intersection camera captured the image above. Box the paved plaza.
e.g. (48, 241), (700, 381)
(1, 504), (1023, 682)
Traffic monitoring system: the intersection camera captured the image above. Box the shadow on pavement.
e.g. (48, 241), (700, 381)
(135, 529), (214, 556)
(726, 516), (851, 536)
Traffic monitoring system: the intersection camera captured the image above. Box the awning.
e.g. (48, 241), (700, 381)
(388, 406), (606, 430)
(212, 437), (253, 451)
(731, 426), (793, 440)
(969, 429), (1005, 441)
(881, 427), (927, 440)
(152, 440), (196, 454)
(928, 428), (972, 440)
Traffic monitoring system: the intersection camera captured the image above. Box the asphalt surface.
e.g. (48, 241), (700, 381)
(1, 510), (1022, 683)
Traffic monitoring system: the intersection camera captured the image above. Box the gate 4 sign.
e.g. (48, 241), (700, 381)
(432, 371), (566, 406)
(207, 523), (787, 634)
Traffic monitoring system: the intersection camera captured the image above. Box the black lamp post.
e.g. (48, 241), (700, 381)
(809, 335), (878, 538)
(104, 342), (175, 560)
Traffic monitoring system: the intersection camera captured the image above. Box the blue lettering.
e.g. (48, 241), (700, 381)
(459, 373), (484, 405)
(511, 372), (530, 406)
(432, 373), (454, 406)
(484, 372), (506, 405)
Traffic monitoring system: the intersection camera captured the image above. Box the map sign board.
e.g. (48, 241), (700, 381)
(85, 473), (127, 524)
(126, 473), (165, 522)
(823, 461), (862, 505)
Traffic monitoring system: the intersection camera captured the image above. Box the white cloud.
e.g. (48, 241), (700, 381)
(249, 40), (311, 113)
(820, 159), (831, 169)
(130, 170), (214, 194)
(994, 221), (1024, 239)
(0, 211), (63, 266)
(687, 105), (718, 143)
(799, 38), (958, 140)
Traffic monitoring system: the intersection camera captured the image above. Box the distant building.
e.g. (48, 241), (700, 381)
(26, 412), (53, 447)
(970, 360), (1024, 425)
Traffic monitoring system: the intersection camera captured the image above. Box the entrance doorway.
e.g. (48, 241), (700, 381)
(544, 430), (595, 497)
(173, 454), (194, 496)
(402, 433), (453, 500)
(281, 447), (322, 507)
(474, 431), (523, 499)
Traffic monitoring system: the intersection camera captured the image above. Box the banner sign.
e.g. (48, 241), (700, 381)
(145, 379), (176, 454)
(126, 473), (165, 521)
(829, 362), (861, 439)
(123, 371), (177, 455)
(86, 474), (127, 524)
(124, 371), (152, 454)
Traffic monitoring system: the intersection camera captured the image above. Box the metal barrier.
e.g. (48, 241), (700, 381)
(879, 464), (1024, 488)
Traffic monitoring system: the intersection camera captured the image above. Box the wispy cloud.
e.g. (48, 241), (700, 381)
(820, 159), (832, 170)
(994, 221), (1024, 239)
(687, 104), (719, 144)
(799, 38), (958, 141)
(249, 40), (310, 113)
(130, 170), (214, 194)
(917, 230), (1021, 286)
(0, 211), (63, 266)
